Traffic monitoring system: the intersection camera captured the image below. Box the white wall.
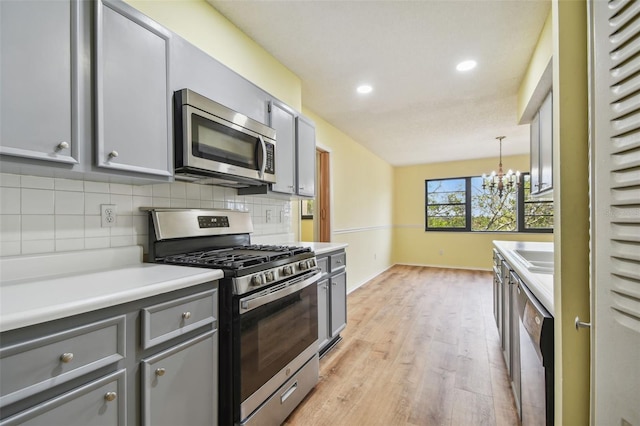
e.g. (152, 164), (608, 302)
(0, 173), (293, 257)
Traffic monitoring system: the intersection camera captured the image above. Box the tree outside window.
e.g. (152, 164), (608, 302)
(425, 174), (553, 233)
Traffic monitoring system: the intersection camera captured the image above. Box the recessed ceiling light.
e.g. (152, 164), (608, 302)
(357, 85), (373, 94)
(456, 60), (477, 72)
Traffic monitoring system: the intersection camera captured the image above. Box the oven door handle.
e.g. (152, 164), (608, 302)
(239, 270), (322, 314)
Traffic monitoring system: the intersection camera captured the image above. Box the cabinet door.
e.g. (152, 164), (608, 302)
(141, 331), (216, 426)
(330, 272), (347, 338)
(269, 101), (296, 194)
(0, 370), (126, 426)
(538, 91), (553, 193)
(317, 279), (330, 350)
(0, 0), (79, 165)
(296, 115), (316, 197)
(95, 0), (171, 177)
(529, 110), (540, 194)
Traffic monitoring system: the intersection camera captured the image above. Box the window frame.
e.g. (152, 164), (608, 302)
(425, 173), (553, 233)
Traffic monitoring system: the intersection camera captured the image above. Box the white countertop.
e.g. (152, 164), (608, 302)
(297, 242), (348, 255)
(0, 246), (222, 332)
(493, 240), (554, 315)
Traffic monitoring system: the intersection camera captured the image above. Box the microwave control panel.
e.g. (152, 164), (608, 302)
(265, 142), (275, 174)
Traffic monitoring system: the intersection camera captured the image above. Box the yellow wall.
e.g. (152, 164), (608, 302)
(518, 10), (553, 123)
(300, 218), (314, 242)
(393, 155), (553, 270)
(552, 1), (590, 424)
(124, 0), (302, 109)
(303, 108), (395, 292)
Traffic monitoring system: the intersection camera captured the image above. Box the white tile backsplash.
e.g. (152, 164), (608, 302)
(22, 189), (54, 214)
(21, 175), (54, 190)
(22, 215), (55, 241)
(55, 191), (85, 215)
(0, 173), (294, 257)
(0, 187), (20, 214)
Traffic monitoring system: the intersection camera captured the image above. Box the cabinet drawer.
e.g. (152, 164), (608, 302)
(330, 252), (346, 272)
(0, 316), (125, 407)
(317, 256), (329, 277)
(0, 369), (126, 426)
(141, 289), (217, 350)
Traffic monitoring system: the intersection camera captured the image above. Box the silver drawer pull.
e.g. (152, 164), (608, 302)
(155, 368), (166, 377)
(108, 150), (119, 159)
(60, 353), (74, 363)
(104, 392), (117, 402)
(56, 141), (69, 151)
(182, 311), (192, 320)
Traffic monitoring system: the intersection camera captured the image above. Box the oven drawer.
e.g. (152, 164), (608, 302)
(141, 289), (217, 350)
(330, 252), (346, 272)
(0, 316), (125, 407)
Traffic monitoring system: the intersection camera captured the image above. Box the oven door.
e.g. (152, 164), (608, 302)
(182, 105), (276, 183)
(237, 270), (320, 422)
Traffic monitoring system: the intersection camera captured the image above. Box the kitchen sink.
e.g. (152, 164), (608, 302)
(512, 249), (554, 274)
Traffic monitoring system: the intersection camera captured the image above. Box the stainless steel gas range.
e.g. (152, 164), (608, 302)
(145, 208), (320, 426)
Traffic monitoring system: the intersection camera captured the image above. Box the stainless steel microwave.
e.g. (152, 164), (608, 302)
(174, 89), (276, 187)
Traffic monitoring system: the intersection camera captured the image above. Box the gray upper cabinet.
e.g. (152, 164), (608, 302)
(269, 101), (296, 194)
(538, 91), (553, 193)
(95, 0), (172, 177)
(296, 115), (316, 198)
(530, 91), (553, 195)
(169, 36), (271, 125)
(0, 0), (79, 165)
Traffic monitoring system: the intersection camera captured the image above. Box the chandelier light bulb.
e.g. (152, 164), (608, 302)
(482, 136), (521, 198)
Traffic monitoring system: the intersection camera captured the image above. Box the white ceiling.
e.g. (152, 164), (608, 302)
(207, 0), (551, 166)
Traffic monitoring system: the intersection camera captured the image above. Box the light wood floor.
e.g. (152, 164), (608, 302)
(284, 265), (519, 426)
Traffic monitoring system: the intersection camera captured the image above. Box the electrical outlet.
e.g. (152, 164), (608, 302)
(439, 249), (444, 256)
(265, 209), (272, 223)
(101, 204), (116, 227)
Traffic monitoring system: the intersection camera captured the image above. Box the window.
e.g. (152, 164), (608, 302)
(425, 173), (553, 233)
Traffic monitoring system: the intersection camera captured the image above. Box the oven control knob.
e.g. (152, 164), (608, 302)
(299, 261), (309, 271)
(251, 274), (264, 286)
(282, 265), (294, 276)
(264, 271), (275, 282)
(308, 259), (316, 268)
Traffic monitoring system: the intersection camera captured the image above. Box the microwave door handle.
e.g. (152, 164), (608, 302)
(258, 135), (267, 179)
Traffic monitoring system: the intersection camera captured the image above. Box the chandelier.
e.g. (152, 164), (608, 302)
(482, 136), (521, 197)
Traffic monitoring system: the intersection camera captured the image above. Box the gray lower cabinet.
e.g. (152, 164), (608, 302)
(141, 331), (217, 426)
(0, 0), (79, 165)
(316, 249), (347, 356)
(0, 282), (218, 426)
(95, 0), (172, 177)
(0, 370), (126, 426)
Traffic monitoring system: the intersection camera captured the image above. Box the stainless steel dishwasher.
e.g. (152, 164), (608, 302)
(510, 271), (554, 425)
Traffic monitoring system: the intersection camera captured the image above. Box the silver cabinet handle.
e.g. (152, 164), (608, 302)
(575, 316), (591, 331)
(155, 368), (166, 377)
(56, 141), (69, 151)
(182, 311), (192, 320)
(104, 392), (117, 402)
(108, 150), (118, 159)
(60, 352), (74, 363)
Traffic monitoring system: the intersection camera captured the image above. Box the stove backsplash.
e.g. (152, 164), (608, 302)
(0, 173), (294, 257)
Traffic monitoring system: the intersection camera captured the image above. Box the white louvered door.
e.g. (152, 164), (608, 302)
(591, 1), (640, 425)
